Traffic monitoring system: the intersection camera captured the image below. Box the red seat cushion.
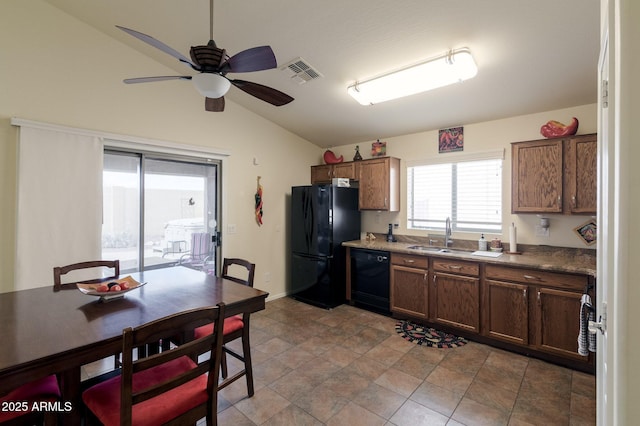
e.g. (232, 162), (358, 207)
(194, 315), (243, 339)
(82, 356), (208, 426)
(0, 375), (60, 422)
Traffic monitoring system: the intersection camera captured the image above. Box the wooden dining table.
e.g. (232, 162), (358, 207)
(0, 266), (269, 425)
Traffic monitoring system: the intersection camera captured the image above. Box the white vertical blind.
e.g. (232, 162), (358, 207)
(15, 126), (103, 290)
(408, 157), (502, 232)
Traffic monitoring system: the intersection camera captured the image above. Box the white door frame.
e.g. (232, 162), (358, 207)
(598, 0), (640, 424)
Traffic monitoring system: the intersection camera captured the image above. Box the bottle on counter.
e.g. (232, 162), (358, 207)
(478, 234), (488, 251)
(386, 224), (396, 242)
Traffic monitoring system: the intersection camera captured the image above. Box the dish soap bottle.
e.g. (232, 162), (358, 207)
(386, 224), (396, 242)
(478, 234), (488, 251)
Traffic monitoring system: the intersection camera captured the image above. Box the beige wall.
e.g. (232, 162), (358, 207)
(328, 104), (597, 249)
(0, 0), (319, 295)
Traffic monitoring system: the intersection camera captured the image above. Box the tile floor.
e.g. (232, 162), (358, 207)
(83, 297), (596, 425)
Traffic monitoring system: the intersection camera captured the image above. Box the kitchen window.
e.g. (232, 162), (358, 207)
(407, 152), (503, 233)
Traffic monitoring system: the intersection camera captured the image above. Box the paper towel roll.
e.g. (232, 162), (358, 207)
(509, 223), (517, 253)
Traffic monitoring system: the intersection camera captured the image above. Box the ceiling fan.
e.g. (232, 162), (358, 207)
(117, 0), (293, 112)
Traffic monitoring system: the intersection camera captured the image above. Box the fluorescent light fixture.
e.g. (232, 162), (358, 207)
(192, 73), (231, 98)
(347, 48), (478, 105)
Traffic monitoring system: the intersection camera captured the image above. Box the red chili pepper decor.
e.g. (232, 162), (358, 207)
(540, 117), (579, 138)
(255, 176), (263, 226)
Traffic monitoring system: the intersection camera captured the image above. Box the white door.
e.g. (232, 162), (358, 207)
(595, 24), (611, 424)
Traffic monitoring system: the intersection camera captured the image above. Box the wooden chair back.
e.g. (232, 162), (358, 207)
(53, 260), (120, 291)
(120, 304), (226, 426)
(221, 258), (255, 287)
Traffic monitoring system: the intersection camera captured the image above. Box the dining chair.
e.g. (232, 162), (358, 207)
(53, 260), (120, 291)
(53, 260), (128, 370)
(82, 304), (226, 426)
(0, 375), (61, 426)
(194, 258), (256, 396)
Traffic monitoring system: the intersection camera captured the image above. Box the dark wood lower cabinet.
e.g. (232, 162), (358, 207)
(391, 265), (428, 320)
(387, 257), (594, 373)
(390, 254), (429, 320)
(484, 279), (529, 345)
(534, 286), (585, 360)
(432, 272), (480, 333)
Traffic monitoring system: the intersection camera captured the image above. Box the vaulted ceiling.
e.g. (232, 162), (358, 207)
(44, 0), (600, 148)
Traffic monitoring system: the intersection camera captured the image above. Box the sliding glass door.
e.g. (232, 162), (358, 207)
(102, 150), (220, 273)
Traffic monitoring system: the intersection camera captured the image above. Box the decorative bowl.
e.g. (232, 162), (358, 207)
(77, 276), (145, 302)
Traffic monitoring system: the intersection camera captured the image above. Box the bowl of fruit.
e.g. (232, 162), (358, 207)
(77, 276), (145, 302)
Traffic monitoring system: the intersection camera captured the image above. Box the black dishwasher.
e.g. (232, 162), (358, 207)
(350, 248), (390, 315)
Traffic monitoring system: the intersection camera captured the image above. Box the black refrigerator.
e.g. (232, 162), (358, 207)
(290, 184), (361, 309)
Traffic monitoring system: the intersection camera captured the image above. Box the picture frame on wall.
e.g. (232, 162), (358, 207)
(439, 126), (464, 153)
(371, 140), (386, 157)
(574, 219), (597, 246)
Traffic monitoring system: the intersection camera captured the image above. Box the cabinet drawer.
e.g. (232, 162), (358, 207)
(432, 258), (479, 276)
(391, 253), (428, 269)
(485, 265), (587, 291)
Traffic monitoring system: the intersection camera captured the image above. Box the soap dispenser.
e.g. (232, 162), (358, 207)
(478, 233), (488, 251)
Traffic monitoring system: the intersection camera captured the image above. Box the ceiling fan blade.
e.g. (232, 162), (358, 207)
(123, 76), (192, 84)
(225, 46), (277, 73)
(205, 97), (225, 112)
(116, 25), (198, 70)
(230, 79), (294, 106)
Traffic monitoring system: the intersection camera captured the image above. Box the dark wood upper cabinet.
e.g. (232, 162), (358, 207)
(511, 134), (597, 215)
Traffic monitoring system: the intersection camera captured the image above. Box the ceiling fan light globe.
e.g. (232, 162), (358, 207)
(192, 73), (231, 98)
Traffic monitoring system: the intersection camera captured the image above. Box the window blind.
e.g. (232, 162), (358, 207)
(408, 157), (502, 232)
(15, 126), (103, 290)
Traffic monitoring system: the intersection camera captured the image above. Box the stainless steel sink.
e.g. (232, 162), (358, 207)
(407, 245), (468, 254)
(407, 245), (444, 252)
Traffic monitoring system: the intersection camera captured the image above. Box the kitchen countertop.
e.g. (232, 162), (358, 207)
(343, 239), (597, 277)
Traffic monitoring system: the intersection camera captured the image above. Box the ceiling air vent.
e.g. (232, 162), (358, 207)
(281, 57), (323, 84)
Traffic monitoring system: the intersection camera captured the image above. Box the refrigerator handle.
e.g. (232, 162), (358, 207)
(303, 190), (314, 250)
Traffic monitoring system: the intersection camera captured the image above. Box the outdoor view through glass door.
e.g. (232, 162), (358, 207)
(102, 151), (220, 273)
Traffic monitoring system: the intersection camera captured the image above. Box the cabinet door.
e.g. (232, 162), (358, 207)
(511, 139), (563, 213)
(333, 162), (356, 179)
(359, 158), (390, 210)
(484, 280), (529, 345)
(391, 265), (428, 320)
(565, 134), (597, 214)
(534, 287), (585, 360)
(432, 272), (480, 333)
(311, 165), (333, 183)
(358, 157), (400, 211)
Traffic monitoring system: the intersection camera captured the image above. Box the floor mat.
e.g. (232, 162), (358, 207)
(395, 320), (467, 348)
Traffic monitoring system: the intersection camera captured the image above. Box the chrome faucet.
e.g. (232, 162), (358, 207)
(445, 217), (453, 248)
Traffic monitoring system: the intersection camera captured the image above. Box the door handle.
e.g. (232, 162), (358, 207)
(588, 301), (607, 335)
(588, 318), (605, 335)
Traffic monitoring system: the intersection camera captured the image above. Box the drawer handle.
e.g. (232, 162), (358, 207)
(448, 265), (462, 270)
(523, 274), (541, 281)
(404, 259), (415, 264)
